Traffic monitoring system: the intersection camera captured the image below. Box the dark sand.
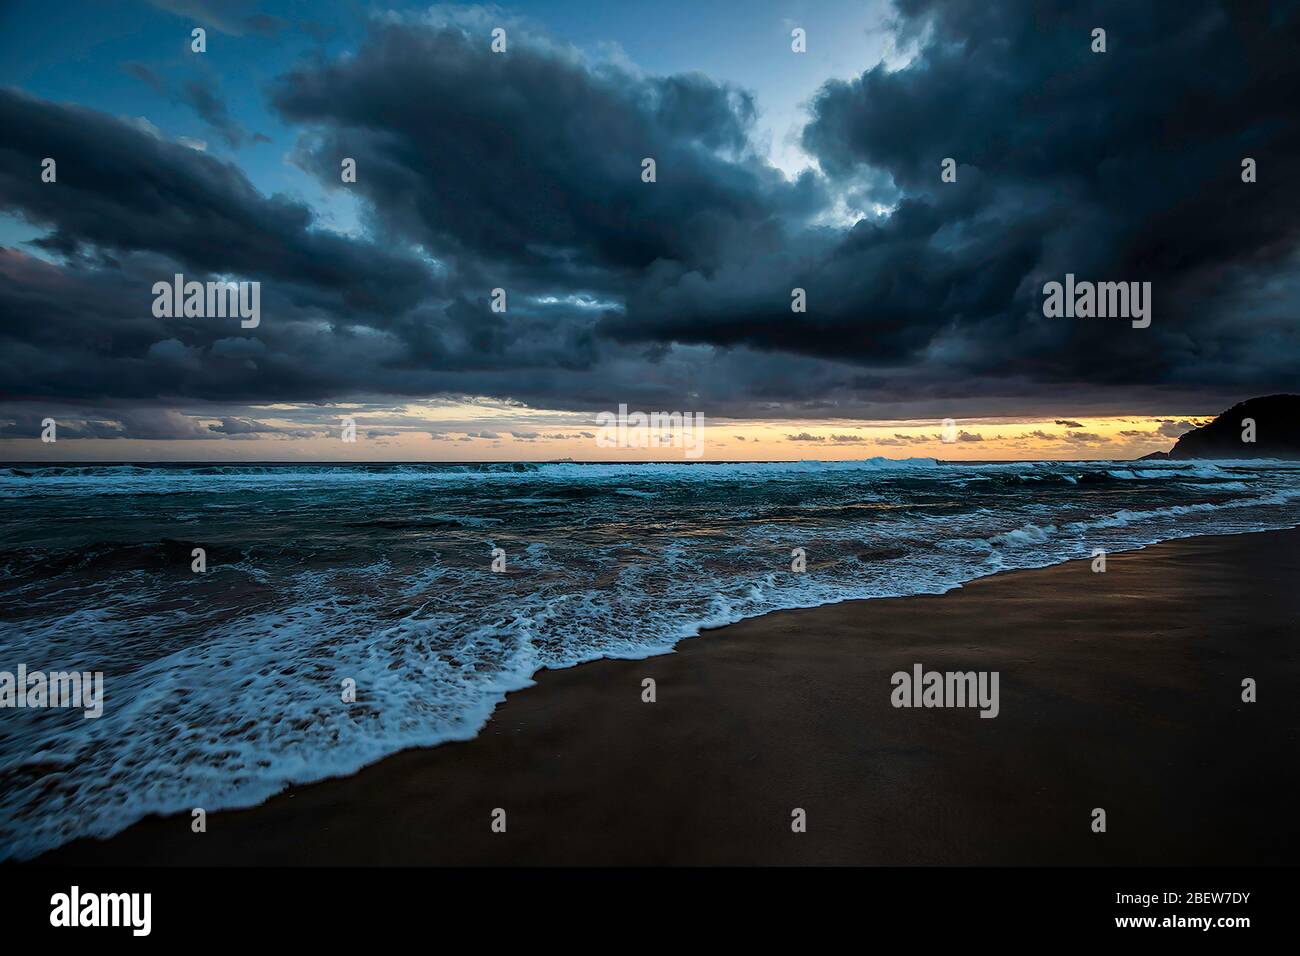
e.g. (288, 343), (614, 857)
(34, 529), (1300, 866)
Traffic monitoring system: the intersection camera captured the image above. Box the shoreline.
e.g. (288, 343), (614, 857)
(29, 526), (1300, 866)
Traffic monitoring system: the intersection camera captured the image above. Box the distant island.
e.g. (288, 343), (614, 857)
(1143, 394), (1300, 460)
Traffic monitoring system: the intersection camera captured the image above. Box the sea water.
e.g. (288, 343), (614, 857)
(1, 457), (1298, 858)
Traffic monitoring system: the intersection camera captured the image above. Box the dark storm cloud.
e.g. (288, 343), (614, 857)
(0, 87), (433, 312)
(270, 19), (824, 298)
(0, 85), (514, 408)
(0, 23), (837, 417)
(0, 408), (209, 439)
(0, 413), (123, 440)
(2, 3), (1299, 428)
(603, 0), (1300, 397)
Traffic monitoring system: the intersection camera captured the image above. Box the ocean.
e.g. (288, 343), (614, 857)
(2, 457), (1298, 859)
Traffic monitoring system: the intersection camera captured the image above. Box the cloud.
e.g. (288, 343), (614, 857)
(147, 337), (202, 368)
(205, 417), (321, 438)
(121, 61), (166, 94)
(208, 417), (274, 434)
(269, 16), (814, 293)
(0, 90), (433, 312)
(145, 0), (283, 37)
(3, 3), (1299, 436)
(17, 408), (208, 439)
(0, 26), (833, 420)
(604, 0), (1300, 402)
(122, 59), (266, 150)
(0, 414), (124, 440)
(180, 78), (253, 149)
(1156, 419), (1197, 438)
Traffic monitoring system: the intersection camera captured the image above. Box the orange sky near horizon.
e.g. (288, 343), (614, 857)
(1, 411), (1208, 462)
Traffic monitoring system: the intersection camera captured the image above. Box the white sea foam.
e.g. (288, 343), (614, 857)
(1, 458), (1298, 858)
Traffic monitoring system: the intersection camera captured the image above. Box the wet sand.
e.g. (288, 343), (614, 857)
(34, 528), (1300, 865)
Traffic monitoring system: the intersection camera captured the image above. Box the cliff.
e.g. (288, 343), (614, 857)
(1168, 395), (1300, 460)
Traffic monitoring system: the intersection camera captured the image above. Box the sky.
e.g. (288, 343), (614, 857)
(1, 0), (1297, 461)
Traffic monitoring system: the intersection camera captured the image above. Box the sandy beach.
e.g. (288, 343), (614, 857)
(32, 528), (1300, 866)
